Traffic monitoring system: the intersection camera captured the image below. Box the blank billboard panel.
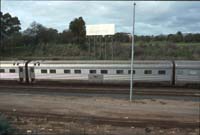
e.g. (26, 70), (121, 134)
(86, 24), (115, 36)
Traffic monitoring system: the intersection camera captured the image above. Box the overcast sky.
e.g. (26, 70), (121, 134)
(1, 0), (200, 35)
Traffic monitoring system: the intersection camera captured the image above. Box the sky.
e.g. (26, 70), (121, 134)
(1, 0), (200, 35)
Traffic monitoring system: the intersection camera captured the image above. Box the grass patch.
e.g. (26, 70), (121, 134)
(176, 42), (200, 46)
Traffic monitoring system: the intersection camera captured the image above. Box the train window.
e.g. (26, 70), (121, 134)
(144, 70), (152, 74)
(64, 70), (71, 74)
(101, 70), (108, 74)
(30, 68), (34, 73)
(50, 69), (56, 74)
(158, 70), (166, 75)
(74, 70), (81, 74)
(9, 69), (16, 73)
(19, 67), (23, 72)
(0, 69), (5, 73)
(116, 70), (124, 74)
(177, 70), (183, 75)
(128, 70), (135, 74)
(41, 69), (47, 74)
(189, 70), (197, 75)
(90, 70), (96, 74)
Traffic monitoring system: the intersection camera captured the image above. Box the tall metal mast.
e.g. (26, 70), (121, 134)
(130, 2), (136, 101)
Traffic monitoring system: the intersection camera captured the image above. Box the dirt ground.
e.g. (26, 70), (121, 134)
(0, 92), (199, 135)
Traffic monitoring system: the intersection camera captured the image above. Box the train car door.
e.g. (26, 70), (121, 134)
(19, 66), (25, 83)
(29, 67), (35, 83)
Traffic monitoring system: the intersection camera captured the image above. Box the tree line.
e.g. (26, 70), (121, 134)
(135, 32), (200, 43)
(1, 12), (88, 51)
(1, 11), (200, 57)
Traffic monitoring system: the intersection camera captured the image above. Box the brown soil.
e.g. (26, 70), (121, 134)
(0, 92), (199, 135)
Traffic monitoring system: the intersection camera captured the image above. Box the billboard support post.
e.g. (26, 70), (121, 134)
(111, 36), (114, 60)
(94, 36), (96, 58)
(86, 24), (115, 60)
(105, 36), (106, 60)
(88, 37), (91, 59)
(100, 36), (102, 58)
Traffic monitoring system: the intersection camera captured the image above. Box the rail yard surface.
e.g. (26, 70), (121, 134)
(0, 87), (199, 135)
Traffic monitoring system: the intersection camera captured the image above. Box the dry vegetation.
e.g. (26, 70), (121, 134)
(1, 42), (200, 60)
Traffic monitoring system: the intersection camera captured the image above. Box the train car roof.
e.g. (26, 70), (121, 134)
(29, 60), (173, 64)
(175, 61), (200, 68)
(0, 60), (26, 67)
(29, 60), (173, 68)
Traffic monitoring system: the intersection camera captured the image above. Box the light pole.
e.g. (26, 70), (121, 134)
(130, 2), (136, 101)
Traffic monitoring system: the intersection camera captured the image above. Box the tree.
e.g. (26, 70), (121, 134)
(167, 34), (176, 42)
(176, 31), (183, 42)
(1, 12), (21, 53)
(37, 27), (58, 44)
(153, 35), (166, 41)
(167, 31), (183, 42)
(184, 33), (193, 43)
(23, 21), (43, 45)
(59, 30), (73, 44)
(192, 33), (200, 42)
(23, 21), (58, 45)
(0, 12), (21, 37)
(114, 33), (130, 42)
(69, 17), (86, 48)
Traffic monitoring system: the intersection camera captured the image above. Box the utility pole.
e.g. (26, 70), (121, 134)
(94, 36), (96, 58)
(130, 2), (136, 101)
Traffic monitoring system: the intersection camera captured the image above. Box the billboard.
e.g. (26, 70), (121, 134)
(86, 24), (115, 36)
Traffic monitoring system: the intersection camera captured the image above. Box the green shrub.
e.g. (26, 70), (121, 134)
(0, 116), (14, 135)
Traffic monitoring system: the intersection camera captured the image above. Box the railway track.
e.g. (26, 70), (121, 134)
(0, 84), (199, 97)
(1, 110), (199, 129)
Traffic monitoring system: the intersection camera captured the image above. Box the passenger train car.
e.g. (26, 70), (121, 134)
(0, 61), (26, 81)
(175, 61), (200, 85)
(0, 60), (200, 86)
(28, 60), (173, 85)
